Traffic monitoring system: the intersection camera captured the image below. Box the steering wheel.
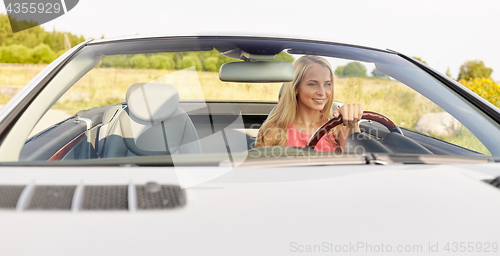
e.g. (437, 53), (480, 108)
(306, 111), (403, 149)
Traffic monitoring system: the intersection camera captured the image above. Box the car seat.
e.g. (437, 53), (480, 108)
(100, 83), (202, 158)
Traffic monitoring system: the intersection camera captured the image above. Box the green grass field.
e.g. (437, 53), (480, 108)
(0, 63), (489, 154)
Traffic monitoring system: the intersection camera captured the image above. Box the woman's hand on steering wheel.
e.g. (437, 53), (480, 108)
(306, 110), (402, 150)
(333, 104), (364, 126)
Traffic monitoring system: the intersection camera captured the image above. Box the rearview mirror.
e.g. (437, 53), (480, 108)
(219, 61), (294, 83)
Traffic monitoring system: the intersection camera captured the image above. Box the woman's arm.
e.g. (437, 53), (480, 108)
(333, 104), (364, 151)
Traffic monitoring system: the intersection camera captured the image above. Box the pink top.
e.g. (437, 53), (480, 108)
(285, 124), (339, 152)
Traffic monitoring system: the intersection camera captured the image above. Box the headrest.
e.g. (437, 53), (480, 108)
(126, 83), (180, 124)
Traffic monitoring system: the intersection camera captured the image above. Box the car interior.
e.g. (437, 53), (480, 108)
(19, 82), (486, 162)
(8, 38), (494, 164)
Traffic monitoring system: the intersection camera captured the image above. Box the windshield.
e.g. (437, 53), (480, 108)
(3, 37), (500, 167)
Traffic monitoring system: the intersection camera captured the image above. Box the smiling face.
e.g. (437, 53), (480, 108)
(296, 63), (333, 112)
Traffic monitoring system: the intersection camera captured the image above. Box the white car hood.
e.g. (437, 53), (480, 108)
(0, 163), (500, 255)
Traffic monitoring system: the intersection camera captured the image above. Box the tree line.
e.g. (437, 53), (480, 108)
(0, 14), (86, 64)
(454, 60), (498, 107)
(412, 56), (494, 81)
(99, 51), (294, 71)
(411, 56), (499, 107)
(334, 57), (500, 108)
(0, 13), (295, 70)
(334, 61), (389, 79)
(334, 57), (495, 82)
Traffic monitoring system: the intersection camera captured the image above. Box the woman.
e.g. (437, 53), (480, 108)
(254, 55), (363, 152)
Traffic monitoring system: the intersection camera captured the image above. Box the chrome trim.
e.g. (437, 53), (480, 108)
(76, 117), (92, 130)
(395, 126), (404, 136)
(369, 159), (388, 165)
(128, 180), (137, 212)
(16, 180), (35, 212)
(0, 40), (92, 128)
(71, 181), (84, 212)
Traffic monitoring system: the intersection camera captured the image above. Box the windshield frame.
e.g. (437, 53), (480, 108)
(2, 36), (500, 163)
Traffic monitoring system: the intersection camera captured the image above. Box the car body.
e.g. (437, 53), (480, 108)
(0, 36), (500, 255)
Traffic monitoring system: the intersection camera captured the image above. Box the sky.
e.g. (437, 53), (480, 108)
(1, 0), (499, 80)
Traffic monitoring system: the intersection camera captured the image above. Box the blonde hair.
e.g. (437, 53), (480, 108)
(255, 55), (339, 148)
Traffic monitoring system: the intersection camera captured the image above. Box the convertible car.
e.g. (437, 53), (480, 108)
(0, 36), (499, 255)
